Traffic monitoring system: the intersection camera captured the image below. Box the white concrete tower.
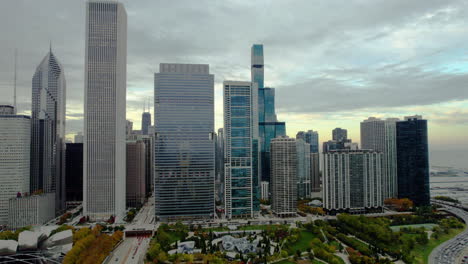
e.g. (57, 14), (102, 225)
(84, 0), (127, 221)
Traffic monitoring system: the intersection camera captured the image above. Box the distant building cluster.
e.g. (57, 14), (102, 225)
(0, 0), (431, 229)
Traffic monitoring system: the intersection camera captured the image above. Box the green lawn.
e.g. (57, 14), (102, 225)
(390, 223), (438, 231)
(290, 230), (318, 252)
(411, 226), (465, 264)
(274, 260), (296, 264)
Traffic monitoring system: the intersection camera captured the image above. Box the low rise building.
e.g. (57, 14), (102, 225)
(8, 193), (55, 229)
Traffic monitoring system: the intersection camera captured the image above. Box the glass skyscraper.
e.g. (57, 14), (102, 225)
(251, 44), (286, 182)
(31, 48), (66, 212)
(396, 116), (430, 206)
(141, 111), (151, 135)
(154, 63), (215, 220)
(224, 81), (260, 218)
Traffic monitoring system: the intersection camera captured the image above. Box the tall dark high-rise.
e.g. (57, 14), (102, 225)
(31, 48), (66, 212)
(65, 143), (83, 202)
(396, 116), (430, 206)
(251, 44), (286, 182)
(141, 108), (151, 135)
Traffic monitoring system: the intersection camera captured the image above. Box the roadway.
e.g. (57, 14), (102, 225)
(106, 196), (156, 264)
(429, 203), (468, 264)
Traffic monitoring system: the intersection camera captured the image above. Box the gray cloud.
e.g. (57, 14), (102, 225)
(1, 0), (468, 135)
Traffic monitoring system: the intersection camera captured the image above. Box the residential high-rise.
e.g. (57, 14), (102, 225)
(271, 137), (297, 217)
(224, 81), (260, 219)
(31, 48), (66, 212)
(141, 112), (151, 135)
(126, 140), (146, 208)
(251, 44), (286, 182)
(360, 117), (399, 199)
(332, 128), (347, 142)
(0, 106), (30, 226)
(396, 116), (430, 206)
(310, 153), (321, 195)
(154, 63), (215, 220)
(126, 120), (133, 137)
(296, 139), (311, 199)
(384, 118), (399, 199)
(65, 143), (83, 202)
(323, 150), (383, 213)
(84, 1), (127, 221)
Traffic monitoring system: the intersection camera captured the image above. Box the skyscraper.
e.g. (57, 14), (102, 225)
(323, 150), (383, 213)
(154, 63), (215, 220)
(297, 130), (320, 195)
(271, 137), (297, 217)
(126, 140), (146, 208)
(65, 143), (83, 202)
(296, 139), (311, 199)
(141, 111), (151, 135)
(0, 105), (30, 225)
(332, 128), (347, 142)
(215, 128), (225, 203)
(224, 81), (259, 219)
(251, 44), (286, 182)
(396, 116), (430, 206)
(360, 117), (399, 199)
(31, 48), (66, 212)
(84, 1), (127, 221)
(296, 130), (319, 153)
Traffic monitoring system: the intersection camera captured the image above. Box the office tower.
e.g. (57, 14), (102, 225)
(0, 105), (30, 225)
(84, 1), (127, 221)
(65, 143), (83, 202)
(148, 125), (156, 136)
(251, 44), (286, 182)
(31, 48), (66, 212)
(332, 128), (347, 142)
(154, 63), (214, 220)
(296, 130), (319, 153)
(215, 128), (225, 203)
(224, 81), (260, 219)
(74, 132), (84, 143)
(126, 120), (133, 137)
(270, 137), (297, 217)
(396, 116), (430, 206)
(360, 117), (399, 199)
(126, 140), (146, 208)
(8, 193), (55, 229)
(323, 150), (383, 213)
(296, 139), (311, 199)
(141, 112), (151, 135)
(310, 153), (321, 195)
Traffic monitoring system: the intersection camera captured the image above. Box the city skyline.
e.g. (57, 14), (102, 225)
(1, 1), (468, 168)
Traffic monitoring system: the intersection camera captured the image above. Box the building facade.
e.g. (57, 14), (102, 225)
(154, 63), (215, 220)
(260, 181), (269, 200)
(65, 143), (83, 202)
(332, 128), (348, 142)
(384, 118), (399, 199)
(396, 116), (430, 206)
(215, 128), (225, 204)
(251, 44), (286, 183)
(84, 1), (127, 221)
(31, 49), (66, 212)
(296, 130), (319, 153)
(224, 81), (260, 218)
(0, 106), (30, 226)
(296, 139), (311, 199)
(126, 140), (146, 208)
(323, 150), (383, 213)
(8, 193), (55, 229)
(270, 137), (297, 217)
(310, 153), (321, 196)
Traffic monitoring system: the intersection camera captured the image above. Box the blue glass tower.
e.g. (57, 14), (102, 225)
(154, 63), (215, 220)
(396, 116), (430, 206)
(223, 81), (260, 218)
(251, 44), (286, 182)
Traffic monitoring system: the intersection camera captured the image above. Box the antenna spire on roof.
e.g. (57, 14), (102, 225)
(14, 49), (17, 114)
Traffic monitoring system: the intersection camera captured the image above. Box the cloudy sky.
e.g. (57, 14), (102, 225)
(1, 0), (467, 168)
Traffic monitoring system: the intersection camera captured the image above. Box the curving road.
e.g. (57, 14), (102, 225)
(429, 203), (468, 264)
